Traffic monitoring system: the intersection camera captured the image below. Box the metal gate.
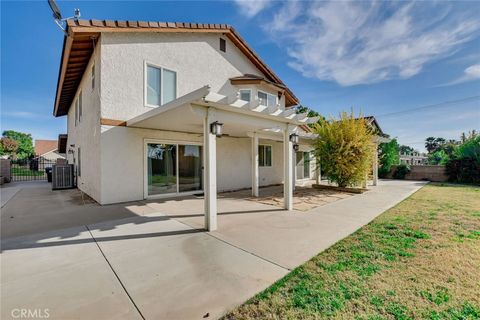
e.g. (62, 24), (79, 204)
(10, 158), (56, 182)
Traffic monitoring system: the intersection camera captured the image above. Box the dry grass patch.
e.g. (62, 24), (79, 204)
(223, 183), (480, 320)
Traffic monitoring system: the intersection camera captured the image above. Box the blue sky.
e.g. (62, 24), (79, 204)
(1, 0), (479, 152)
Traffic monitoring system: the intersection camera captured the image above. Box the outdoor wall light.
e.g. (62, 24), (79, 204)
(289, 133), (299, 144)
(210, 121), (224, 137)
(293, 144), (300, 152)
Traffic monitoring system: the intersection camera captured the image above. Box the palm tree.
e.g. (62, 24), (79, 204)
(425, 137), (437, 153)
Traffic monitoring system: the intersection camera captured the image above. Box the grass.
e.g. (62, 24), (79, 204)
(11, 167), (45, 177)
(223, 183), (480, 320)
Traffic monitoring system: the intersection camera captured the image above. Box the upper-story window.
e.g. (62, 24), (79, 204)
(239, 89), (251, 102)
(258, 91), (277, 108)
(91, 64), (95, 91)
(145, 63), (177, 107)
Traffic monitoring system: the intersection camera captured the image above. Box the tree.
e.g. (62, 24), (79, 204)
(313, 112), (375, 187)
(0, 137), (18, 157)
(2, 130), (34, 159)
(399, 145), (414, 155)
(425, 137), (437, 153)
(428, 150), (449, 165)
(295, 105), (323, 127)
(378, 139), (400, 178)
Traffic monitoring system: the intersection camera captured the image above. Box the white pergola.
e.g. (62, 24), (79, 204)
(128, 86), (319, 231)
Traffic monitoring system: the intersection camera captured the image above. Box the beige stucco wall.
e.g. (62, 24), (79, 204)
(63, 32), (305, 205)
(66, 40), (102, 202)
(98, 126), (290, 204)
(99, 32), (285, 121)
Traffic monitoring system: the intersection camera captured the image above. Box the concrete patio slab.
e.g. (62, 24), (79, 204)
(168, 180), (428, 269)
(0, 180), (427, 319)
(1, 226), (142, 320)
(87, 214), (287, 320)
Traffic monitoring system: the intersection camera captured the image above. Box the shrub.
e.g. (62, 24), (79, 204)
(428, 150), (449, 165)
(446, 159), (480, 184)
(393, 164), (410, 179)
(313, 112), (375, 188)
(378, 139), (399, 178)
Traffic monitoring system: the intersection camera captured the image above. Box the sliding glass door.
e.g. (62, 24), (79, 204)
(146, 142), (202, 197)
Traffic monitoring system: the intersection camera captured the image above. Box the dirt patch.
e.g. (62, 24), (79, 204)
(244, 186), (354, 211)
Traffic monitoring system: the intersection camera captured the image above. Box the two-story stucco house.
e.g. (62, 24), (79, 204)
(53, 19), (320, 230)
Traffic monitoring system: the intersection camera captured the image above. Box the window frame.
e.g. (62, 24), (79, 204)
(78, 90), (82, 123)
(91, 63), (95, 91)
(258, 144), (273, 167)
(239, 89), (251, 102)
(220, 38), (226, 52)
(144, 61), (178, 108)
(77, 147), (81, 177)
(257, 90), (278, 108)
(74, 98), (78, 126)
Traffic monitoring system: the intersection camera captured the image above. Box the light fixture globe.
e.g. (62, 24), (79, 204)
(210, 121), (224, 137)
(289, 133), (299, 144)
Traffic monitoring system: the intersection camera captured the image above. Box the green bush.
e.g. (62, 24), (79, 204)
(428, 150), (450, 165)
(446, 159), (480, 184)
(378, 139), (399, 178)
(393, 164), (410, 179)
(313, 112), (375, 188)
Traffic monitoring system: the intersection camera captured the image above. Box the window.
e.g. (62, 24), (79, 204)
(303, 152), (310, 179)
(239, 89), (251, 102)
(258, 91), (277, 108)
(78, 91), (82, 122)
(145, 64), (177, 107)
(77, 147), (81, 177)
(74, 98), (78, 126)
(258, 145), (272, 167)
(91, 64), (95, 90)
(220, 38), (226, 52)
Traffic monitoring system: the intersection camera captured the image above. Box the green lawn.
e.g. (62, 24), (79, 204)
(224, 184), (480, 320)
(11, 167), (45, 177)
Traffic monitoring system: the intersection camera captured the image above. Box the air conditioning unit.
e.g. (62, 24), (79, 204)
(52, 164), (75, 190)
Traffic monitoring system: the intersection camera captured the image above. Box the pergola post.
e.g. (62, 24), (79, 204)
(373, 143), (379, 186)
(204, 108), (217, 231)
(251, 133), (259, 197)
(283, 126), (293, 210)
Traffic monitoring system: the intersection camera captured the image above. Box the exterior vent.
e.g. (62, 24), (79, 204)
(52, 164), (75, 190)
(220, 38), (226, 52)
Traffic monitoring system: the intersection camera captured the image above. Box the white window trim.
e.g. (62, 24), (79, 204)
(143, 138), (203, 199)
(257, 90), (277, 107)
(144, 61), (178, 108)
(259, 144), (273, 167)
(239, 89), (252, 102)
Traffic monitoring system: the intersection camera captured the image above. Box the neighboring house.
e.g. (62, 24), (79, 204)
(399, 152), (428, 165)
(34, 139), (66, 161)
(53, 19), (320, 230)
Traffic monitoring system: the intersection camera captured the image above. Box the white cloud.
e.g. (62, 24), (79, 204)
(234, 0), (272, 18)
(263, 2), (480, 86)
(437, 63), (480, 86)
(2, 111), (49, 119)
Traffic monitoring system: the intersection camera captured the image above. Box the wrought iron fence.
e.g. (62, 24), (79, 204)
(10, 158), (56, 182)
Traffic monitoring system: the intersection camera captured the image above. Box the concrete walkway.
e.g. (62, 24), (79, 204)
(0, 180), (426, 320)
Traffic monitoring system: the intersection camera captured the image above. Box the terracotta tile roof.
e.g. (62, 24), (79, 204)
(66, 19), (232, 30)
(53, 19), (299, 117)
(35, 140), (58, 156)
